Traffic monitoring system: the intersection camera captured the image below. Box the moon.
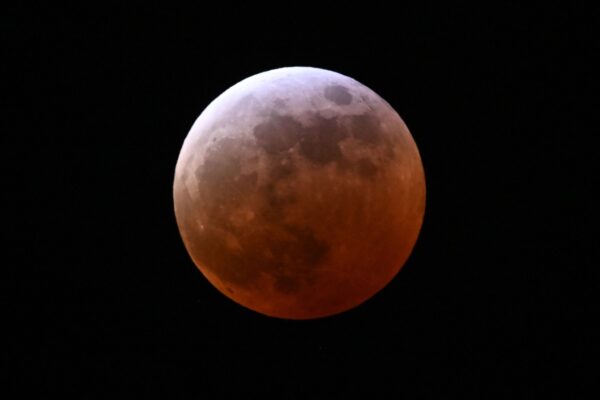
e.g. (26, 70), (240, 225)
(173, 67), (425, 319)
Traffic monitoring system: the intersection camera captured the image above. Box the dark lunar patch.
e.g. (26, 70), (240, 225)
(355, 158), (379, 178)
(285, 226), (330, 267)
(269, 225), (329, 293)
(324, 85), (353, 105)
(274, 276), (299, 293)
(350, 114), (381, 144)
(263, 182), (296, 218)
(270, 157), (295, 181)
(273, 98), (287, 108)
(299, 116), (347, 164)
(253, 114), (303, 154)
(349, 114), (397, 161)
(260, 156), (298, 220)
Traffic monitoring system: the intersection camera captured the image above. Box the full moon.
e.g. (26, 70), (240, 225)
(173, 67), (425, 319)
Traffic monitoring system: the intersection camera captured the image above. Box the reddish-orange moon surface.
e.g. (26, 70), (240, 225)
(173, 67), (425, 319)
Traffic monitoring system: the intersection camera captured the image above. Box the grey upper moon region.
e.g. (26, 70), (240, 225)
(173, 67), (426, 319)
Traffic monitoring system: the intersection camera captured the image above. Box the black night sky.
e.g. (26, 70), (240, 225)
(8, 3), (595, 397)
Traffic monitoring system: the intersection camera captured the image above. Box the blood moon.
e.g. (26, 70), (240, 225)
(173, 67), (425, 319)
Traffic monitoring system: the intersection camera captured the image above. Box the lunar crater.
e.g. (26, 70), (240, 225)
(324, 84), (353, 105)
(253, 114), (303, 154)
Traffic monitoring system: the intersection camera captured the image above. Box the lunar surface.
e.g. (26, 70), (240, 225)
(173, 67), (425, 319)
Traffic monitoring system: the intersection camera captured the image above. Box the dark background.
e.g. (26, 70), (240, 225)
(7, 2), (596, 397)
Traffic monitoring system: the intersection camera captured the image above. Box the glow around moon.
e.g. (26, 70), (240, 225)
(173, 67), (425, 319)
